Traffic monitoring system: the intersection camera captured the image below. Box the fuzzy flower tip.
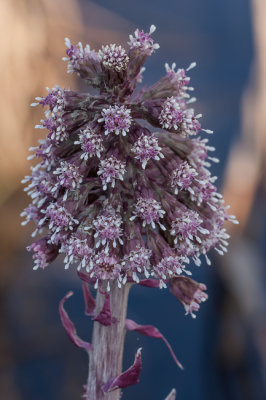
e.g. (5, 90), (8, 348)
(98, 105), (132, 137)
(99, 44), (129, 72)
(23, 25), (237, 305)
(74, 127), (104, 160)
(128, 25), (159, 55)
(132, 133), (164, 169)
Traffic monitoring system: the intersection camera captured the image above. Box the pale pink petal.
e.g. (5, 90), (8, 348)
(59, 291), (91, 351)
(125, 319), (183, 369)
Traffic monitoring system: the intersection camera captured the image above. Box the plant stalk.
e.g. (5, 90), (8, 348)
(85, 281), (131, 400)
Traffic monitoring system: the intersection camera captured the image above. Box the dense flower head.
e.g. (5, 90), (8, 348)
(130, 197), (166, 230)
(159, 96), (201, 135)
(74, 127), (104, 160)
(159, 96), (184, 130)
(170, 209), (203, 243)
(128, 25), (159, 55)
(122, 246), (152, 283)
(38, 111), (68, 143)
(164, 63), (193, 98)
(170, 161), (198, 194)
(31, 86), (65, 113)
(63, 38), (92, 74)
(61, 233), (93, 270)
(154, 256), (185, 280)
(99, 44), (129, 72)
(97, 156), (126, 190)
(88, 252), (122, 287)
(92, 207), (123, 249)
(98, 105), (132, 137)
(27, 238), (59, 270)
(131, 133), (164, 169)
(23, 25), (237, 315)
(54, 161), (83, 192)
(22, 164), (57, 207)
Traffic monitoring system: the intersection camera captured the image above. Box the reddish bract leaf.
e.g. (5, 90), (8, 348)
(59, 291), (91, 351)
(77, 271), (97, 286)
(82, 282), (96, 316)
(102, 348), (142, 392)
(125, 319), (183, 370)
(93, 291), (117, 326)
(165, 388), (176, 400)
(126, 277), (161, 288)
(139, 278), (161, 288)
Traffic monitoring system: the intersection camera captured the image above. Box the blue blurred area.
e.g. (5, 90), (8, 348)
(8, 0), (261, 399)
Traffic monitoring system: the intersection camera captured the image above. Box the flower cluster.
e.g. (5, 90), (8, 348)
(23, 25), (237, 316)
(128, 25), (159, 55)
(132, 133), (164, 169)
(98, 105), (132, 137)
(98, 44), (129, 72)
(159, 96), (201, 136)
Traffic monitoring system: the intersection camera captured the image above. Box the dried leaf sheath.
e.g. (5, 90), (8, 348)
(86, 282), (131, 400)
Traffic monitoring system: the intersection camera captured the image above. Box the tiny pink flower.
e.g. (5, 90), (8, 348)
(98, 44), (129, 72)
(170, 209), (203, 244)
(88, 252), (122, 289)
(74, 127), (104, 160)
(159, 96), (201, 136)
(63, 38), (92, 74)
(98, 105), (132, 137)
(40, 203), (78, 242)
(31, 86), (65, 114)
(121, 246), (152, 283)
(170, 161), (198, 194)
(128, 25), (159, 55)
(132, 133), (164, 169)
(130, 197), (166, 230)
(97, 156), (126, 190)
(54, 161), (83, 194)
(159, 96), (184, 130)
(62, 234), (93, 269)
(27, 237), (59, 270)
(153, 255), (185, 280)
(164, 62), (195, 98)
(92, 208), (123, 250)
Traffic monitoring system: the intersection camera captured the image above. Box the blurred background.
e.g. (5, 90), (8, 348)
(0, 0), (265, 399)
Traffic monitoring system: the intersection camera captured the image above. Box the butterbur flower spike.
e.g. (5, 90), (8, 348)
(23, 24), (237, 399)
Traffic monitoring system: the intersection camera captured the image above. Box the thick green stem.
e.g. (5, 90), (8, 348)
(85, 282), (131, 400)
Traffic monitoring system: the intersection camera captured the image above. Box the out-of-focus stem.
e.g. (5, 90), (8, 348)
(86, 282), (131, 400)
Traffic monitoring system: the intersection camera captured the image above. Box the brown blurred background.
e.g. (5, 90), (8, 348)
(0, 0), (265, 399)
